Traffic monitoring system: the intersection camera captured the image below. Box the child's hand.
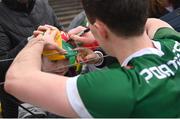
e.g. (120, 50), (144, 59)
(33, 25), (67, 54)
(68, 26), (96, 45)
(42, 57), (69, 75)
(76, 48), (101, 64)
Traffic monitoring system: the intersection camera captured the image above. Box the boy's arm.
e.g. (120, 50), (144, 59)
(6, 70), (78, 117)
(145, 18), (173, 39)
(4, 33), (78, 117)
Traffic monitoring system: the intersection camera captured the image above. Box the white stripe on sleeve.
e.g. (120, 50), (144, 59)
(66, 76), (92, 118)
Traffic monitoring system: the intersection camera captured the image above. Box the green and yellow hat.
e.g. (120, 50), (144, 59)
(42, 30), (77, 65)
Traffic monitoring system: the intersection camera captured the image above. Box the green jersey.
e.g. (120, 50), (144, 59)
(66, 28), (180, 118)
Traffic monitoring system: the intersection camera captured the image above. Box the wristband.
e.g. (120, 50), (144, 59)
(94, 51), (104, 66)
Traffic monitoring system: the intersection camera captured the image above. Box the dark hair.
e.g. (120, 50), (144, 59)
(148, 0), (180, 18)
(148, 0), (168, 18)
(82, 0), (149, 37)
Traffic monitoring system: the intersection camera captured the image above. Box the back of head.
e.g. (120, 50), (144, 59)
(82, 0), (149, 37)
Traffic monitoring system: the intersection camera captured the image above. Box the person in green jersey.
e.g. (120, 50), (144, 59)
(4, 0), (180, 118)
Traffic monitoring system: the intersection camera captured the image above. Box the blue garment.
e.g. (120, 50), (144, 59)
(161, 8), (180, 32)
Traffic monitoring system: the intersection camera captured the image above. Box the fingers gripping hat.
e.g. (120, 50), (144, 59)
(43, 30), (77, 65)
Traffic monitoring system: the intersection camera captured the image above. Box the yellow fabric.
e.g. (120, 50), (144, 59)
(43, 30), (66, 60)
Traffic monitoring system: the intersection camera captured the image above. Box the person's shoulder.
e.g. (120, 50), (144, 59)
(34, 0), (53, 15)
(77, 63), (132, 86)
(35, 0), (49, 7)
(82, 63), (124, 76)
(155, 27), (179, 36)
(36, 0), (48, 4)
(154, 27), (180, 41)
(67, 63), (135, 117)
(160, 8), (180, 32)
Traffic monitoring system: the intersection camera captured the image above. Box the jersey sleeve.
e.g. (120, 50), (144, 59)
(66, 65), (135, 118)
(154, 27), (180, 42)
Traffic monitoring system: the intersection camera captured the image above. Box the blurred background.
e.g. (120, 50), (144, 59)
(49, 0), (83, 29)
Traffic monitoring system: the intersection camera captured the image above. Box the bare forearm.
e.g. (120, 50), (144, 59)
(4, 27), (79, 117)
(145, 18), (173, 39)
(5, 71), (77, 117)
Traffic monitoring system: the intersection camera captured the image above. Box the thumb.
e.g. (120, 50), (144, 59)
(85, 54), (97, 60)
(24, 35), (45, 58)
(27, 34), (45, 49)
(44, 43), (67, 55)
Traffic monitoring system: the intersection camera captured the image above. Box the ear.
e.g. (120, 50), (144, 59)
(94, 20), (109, 40)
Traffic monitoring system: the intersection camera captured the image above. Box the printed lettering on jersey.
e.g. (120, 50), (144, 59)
(140, 41), (180, 83)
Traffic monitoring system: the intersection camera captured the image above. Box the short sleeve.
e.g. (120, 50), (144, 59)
(154, 27), (180, 42)
(72, 66), (135, 117)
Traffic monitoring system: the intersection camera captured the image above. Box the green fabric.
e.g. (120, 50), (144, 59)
(154, 27), (180, 42)
(76, 28), (180, 117)
(62, 40), (77, 65)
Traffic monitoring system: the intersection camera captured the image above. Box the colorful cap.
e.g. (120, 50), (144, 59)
(43, 30), (77, 65)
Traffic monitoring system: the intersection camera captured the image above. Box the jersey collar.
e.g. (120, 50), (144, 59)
(121, 41), (164, 67)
